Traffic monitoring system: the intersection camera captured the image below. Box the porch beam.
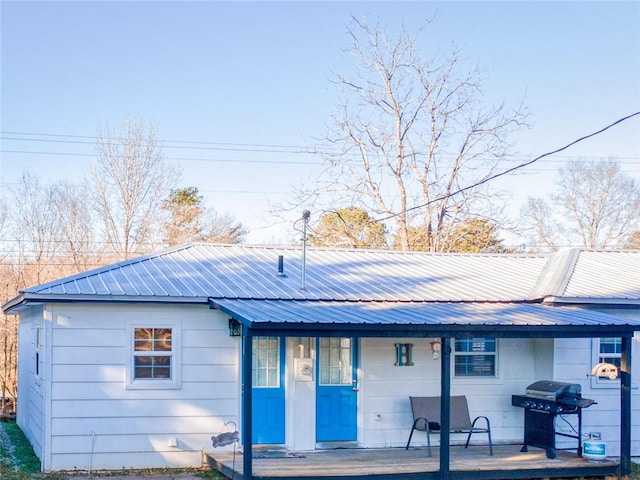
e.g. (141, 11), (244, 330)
(242, 327), (254, 480)
(439, 337), (452, 480)
(620, 335), (632, 477)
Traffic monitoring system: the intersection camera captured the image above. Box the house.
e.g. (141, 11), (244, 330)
(3, 244), (639, 477)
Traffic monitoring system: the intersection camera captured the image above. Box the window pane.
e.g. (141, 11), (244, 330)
(154, 328), (172, 351)
(455, 338), (495, 353)
(600, 338), (621, 354)
(134, 328), (153, 351)
(135, 328), (172, 352)
(134, 355), (172, 379)
(455, 354), (496, 376)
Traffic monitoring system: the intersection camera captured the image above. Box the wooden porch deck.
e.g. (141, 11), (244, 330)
(206, 444), (619, 480)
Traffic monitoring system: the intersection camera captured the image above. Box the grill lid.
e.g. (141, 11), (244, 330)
(526, 380), (581, 400)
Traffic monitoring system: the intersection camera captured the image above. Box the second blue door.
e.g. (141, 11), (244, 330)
(316, 337), (358, 442)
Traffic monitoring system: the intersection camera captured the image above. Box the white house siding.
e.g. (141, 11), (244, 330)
(552, 310), (640, 457)
(44, 303), (239, 472)
(358, 337), (543, 448)
(16, 305), (46, 464)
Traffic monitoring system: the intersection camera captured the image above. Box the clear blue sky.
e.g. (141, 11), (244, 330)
(1, 1), (639, 244)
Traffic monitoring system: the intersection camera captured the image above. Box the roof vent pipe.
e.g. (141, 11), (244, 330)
(301, 210), (311, 291)
(276, 255), (287, 277)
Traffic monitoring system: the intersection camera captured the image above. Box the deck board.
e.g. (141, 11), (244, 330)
(206, 445), (619, 479)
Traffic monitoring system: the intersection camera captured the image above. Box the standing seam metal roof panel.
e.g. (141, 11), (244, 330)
(212, 299), (640, 328)
(562, 251), (640, 300)
(10, 244), (554, 302)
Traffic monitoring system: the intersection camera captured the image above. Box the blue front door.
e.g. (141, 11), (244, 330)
(316, 337), (358, 442)
(252, 336), (285, 444)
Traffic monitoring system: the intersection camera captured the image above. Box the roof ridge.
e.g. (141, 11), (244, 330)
(530, 248), (581, 299)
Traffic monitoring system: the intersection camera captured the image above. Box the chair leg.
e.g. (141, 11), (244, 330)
(405, 427), (415, 450)
(426, 430), (432, 457)
(465, 431), (473, 449)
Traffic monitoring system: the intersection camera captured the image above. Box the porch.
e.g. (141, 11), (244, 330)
(206, 444), (619, 480)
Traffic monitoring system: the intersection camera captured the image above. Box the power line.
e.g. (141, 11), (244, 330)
(3, 131), (639, 165)
(2, 148), (638, 172)
(375, 111), (640, 223)
(0, 130), (318, 152)
(0, 149), (325, 166)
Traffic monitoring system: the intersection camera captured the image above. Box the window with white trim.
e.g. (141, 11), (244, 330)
(590, 337), (622, 388)
(453, 338), (497, 377)
(127, 322), (181, 389)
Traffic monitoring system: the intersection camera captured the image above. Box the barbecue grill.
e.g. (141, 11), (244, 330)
(512, 381), (596, 459)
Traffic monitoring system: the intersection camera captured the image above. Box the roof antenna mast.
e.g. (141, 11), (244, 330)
(301, 210), (311, 291)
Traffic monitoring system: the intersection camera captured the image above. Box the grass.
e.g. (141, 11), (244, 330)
(0, 420), (43, 479)
(0, 421), (637, 479)
(0, 421), (226, 479)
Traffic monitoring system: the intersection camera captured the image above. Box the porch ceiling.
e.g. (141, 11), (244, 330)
(211, 298), (640, 338)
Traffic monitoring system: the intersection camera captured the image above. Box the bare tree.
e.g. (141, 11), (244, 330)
(1, 173), (62, 407)
(296, 17), (527, 251)
(91, 118), (179, 259)
(52, 182), (102, 272)
(10, 172), (62, 287)
(202, 211), (247, 244)
(521, 159), (640, 250)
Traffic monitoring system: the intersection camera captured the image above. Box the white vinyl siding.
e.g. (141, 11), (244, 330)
(45, 304), (239, 471)
(359, 337), (531, 449)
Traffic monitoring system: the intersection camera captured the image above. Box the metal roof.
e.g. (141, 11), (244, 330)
(212, 299), (640, 337)
(559, 250), (640, 302)
(4, 244), (551, 308)
(3, 244), (639, 313)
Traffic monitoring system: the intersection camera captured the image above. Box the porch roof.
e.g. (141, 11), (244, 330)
(211, 298), (640, 338)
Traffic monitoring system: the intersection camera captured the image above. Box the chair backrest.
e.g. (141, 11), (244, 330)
(409, 396), (472, 431)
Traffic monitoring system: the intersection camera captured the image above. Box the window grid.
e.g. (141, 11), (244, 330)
(319, 337), (352, 385)
(599, 337), (622, 368)
(133, 328), (173, 379)
(253, 337), (280, 387)
(453, 338), (497, 377)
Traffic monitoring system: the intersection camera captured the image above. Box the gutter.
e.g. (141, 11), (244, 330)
(2, 293), (212, 314)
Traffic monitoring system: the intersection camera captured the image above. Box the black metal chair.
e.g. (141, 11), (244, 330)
(405, 395), (493, 457)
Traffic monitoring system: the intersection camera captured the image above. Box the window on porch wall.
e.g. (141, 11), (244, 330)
(453, 338), (497, 377)
(590, 337), (622, 388)
(599, 337), (621, 367)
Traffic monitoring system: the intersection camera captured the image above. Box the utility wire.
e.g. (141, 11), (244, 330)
(3, 131), (639, 164)
(375, 111), (640, 223)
